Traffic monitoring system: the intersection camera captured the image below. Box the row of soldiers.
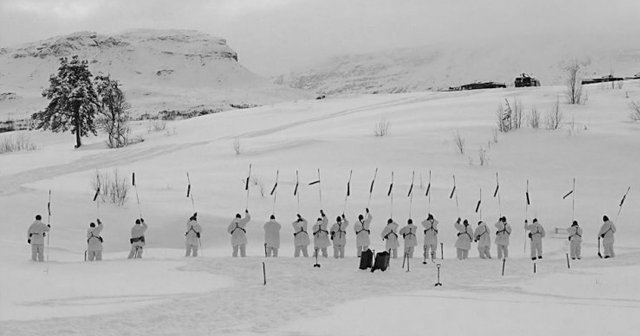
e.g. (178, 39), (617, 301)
(26, 210), (617, 262)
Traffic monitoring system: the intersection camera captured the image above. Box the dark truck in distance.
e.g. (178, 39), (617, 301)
(449, 81), (507, 91)
(514, 73), (540, 87)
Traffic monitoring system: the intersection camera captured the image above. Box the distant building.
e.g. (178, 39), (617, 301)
(582, 75), (624, 85)
(452, 82), (507, 91)
(514, 73), (540, 87)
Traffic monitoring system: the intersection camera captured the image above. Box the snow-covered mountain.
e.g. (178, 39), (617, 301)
(278, 35), (640, 95)
(0, 29), (311, 119)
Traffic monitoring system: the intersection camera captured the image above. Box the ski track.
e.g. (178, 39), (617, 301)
(2, 251), (638, 336)
(0, 95), (422, 196)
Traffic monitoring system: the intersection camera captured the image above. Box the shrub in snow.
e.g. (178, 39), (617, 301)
(374, 118), (390, 137)
(453, 130), (465, 155)
(233, 136), (241, 155)
(0, 133), (38, 154)
(147, 120), (167, 133)
(629, 101), (640, 122)
(528, 106), (540, 129)
(545, 98), (563, 130)
(497, 98), (523, 132)
(91, 169), (129, 206)
(478, 147), (489, 166)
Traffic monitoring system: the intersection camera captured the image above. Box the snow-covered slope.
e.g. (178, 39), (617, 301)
(279, 35), (640, 94)
(1, 83), (640, 334)
(0, 29), (311, 119)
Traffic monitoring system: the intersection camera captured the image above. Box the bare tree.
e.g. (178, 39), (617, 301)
(95, 75), (130, 148)
(565, 60), (584, 104)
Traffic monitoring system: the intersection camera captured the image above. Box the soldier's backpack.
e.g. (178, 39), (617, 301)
(359, 249), (374, 270)
(371, 250), (390, 273)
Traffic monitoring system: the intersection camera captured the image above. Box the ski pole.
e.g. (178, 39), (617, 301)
(572, 178), (576, 221)
(475, 187), (482, 221)
(367, 168), (378, 209)
(132, 172), (143, 219)
(408, 171), (415, 219)
(450, 175), (459, 218)
(93, 179), (101, 219)
(294, 170), (300, 213)
(343, 170), (352, 214)
(318, 169), (323, 209)
(494, 172), (501, 217)
(426, 170), (432, 216)
(46, 190), (52, 271)
(186, 172), (196, 213)
(245, 164), (252, 211)
(616, 187), (631, 221)
(270, 170), (279, 215)
(308, 170), (322, 209)
(524, 180), (530, 254)
(388, 171), (394, 218)
(501, 258), (506, 276)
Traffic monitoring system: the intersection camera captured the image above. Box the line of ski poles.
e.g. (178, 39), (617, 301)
(41, 168), (632, 269)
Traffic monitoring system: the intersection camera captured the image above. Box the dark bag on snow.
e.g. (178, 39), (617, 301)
(359, 249), (374, 270)
(371, 251), (390, 273)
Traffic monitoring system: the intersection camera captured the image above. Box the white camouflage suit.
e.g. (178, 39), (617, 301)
(399, 221), (418, 258)
(264, 218), (282, 257)
(185, 218), (202, 257)
(227, 211), (251, 257)
(567, 223), (582, 259)
(381, 220), (399, 259)
(292, 216), (310, 257)
(86, 220), (104, 261)
(128, 219), (148, 259)
(354, 211), (372, 257)
(312, 213), (330, 258)
(474, 221), (492, 259)
(330, 216), (349, 259)
(494, 220), (512, 259)
(27, 218), (50, 262)
(454, 220), (473, 260)
(598, 218), (616, 258)
(421, 217), (439, 260)
(524, 219), (545, 260)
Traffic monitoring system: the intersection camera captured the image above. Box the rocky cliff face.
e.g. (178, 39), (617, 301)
(0, 30), (309, 118)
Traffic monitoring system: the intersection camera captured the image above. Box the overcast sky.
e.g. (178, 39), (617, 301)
(1, 0), (639, 76)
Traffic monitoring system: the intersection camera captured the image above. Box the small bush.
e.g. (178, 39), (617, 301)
(565, 60), (585, 104)
(0, 133), (38, 154)
(545, 98), (563, 130)
(147, 120), (167, 133)
(453, 130), (466, 155)
(528, 106), (540, 129)
(497, 98), (523, 132)
(233, 136), (241, 155)
(374, 118), (390, 137)
(629, 101), (640, 122)
(91, 169), (129, 206)
(478, 147), (489, 166)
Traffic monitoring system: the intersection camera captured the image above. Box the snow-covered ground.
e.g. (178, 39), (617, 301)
(1, 83), (639, 335)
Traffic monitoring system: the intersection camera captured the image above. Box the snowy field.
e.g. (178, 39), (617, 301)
(1, 83), (640, 335)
